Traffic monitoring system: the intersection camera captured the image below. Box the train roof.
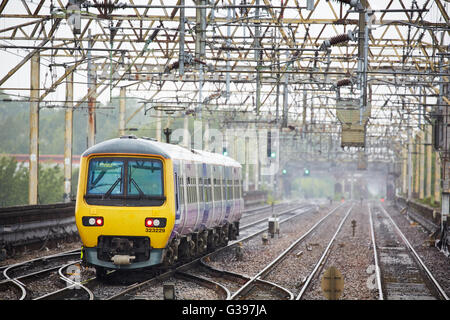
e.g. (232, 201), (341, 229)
(82, 136), (241, 168)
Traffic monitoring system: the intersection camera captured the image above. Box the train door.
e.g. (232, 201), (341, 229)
(178, 160), (188, 235)
(213, 165), (220, 225)
(228, 167), (237, 222)
(220, 166), (226, 224)
(172, 162), (182, 238)
(193, 162), (201, 231)
(223, 167), (230, 222)
(201, 163), (210, 229)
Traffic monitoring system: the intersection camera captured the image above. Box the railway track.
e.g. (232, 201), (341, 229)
(295, 204), (353, 299)
(105, 203), (315, 300)
(0, 202), (312, 300)
(0, 249), (81, 300)
(369, 203), (449, 300)
(7, 201), (446, 301)
(180, 202), (349, 300)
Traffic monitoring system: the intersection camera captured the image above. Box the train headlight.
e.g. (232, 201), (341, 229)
(82, 216), (104, 227)
(145, 218), (167, 228)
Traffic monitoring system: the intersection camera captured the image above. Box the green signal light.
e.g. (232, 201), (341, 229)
(271, 152), (276, 158)
(282, 169), (287, 175)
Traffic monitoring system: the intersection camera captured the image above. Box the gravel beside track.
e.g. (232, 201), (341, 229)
(206, 203), (353, 298)
(207, 204), (334, 277)
(123, 275), (221, 300)
(383, 203), (450, 297)
(0, 241), (81, 267)
(301, 203), (377, 300)
(2, 200), (447, 301)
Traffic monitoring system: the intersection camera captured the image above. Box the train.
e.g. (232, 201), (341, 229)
(75, 135), (243, 276)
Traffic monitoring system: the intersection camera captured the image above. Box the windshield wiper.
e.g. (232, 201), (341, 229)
(130, 178), (145, 198)
(103, 177), (121, 199)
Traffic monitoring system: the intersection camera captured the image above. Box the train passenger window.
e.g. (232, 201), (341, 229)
(87, 160), (124, 195)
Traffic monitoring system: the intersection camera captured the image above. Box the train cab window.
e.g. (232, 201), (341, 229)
(87, 160), (124, 195)
(128, 160), (163, 197)
(85, 157), (165, 207)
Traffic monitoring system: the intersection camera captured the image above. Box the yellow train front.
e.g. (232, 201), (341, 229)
(75, 135), (243, 275)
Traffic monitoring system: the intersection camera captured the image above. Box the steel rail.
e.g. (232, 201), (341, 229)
(1, 250), (80, 300)
(55, 261), (94, 300)
(378, 204), (449, 300)
(229, 203), (345, 300)
(196, 258), (294, 300)
(296, 204), (354, 300)
(239, 203), (309, 231)
(107, 203), (313, 300)
(2, 266), (26, 300)
(175, 271), (231, 300)
(368, 204), (384, 300)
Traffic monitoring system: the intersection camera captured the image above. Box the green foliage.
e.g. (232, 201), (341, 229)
(0, 156), (28, 206)
(0, 156), (66, 207)
(0, 91), (146, 155)
(416, 196), (440, 208)
(38, 165), (64, 204)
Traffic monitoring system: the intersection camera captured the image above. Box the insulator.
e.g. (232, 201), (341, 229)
(329, 33), (351, 46)
(331, 0), (352, 4)
(330, 0), (359, 8)
(336, 78), (352, 87)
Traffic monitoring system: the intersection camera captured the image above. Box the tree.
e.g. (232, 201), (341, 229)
(38, 165), (64, 204)
(0, 156), (28, 206)
(0, 156), (66, 207)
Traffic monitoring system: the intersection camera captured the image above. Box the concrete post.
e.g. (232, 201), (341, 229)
(402, 147), (407, 195)
(156, 109), (162, 142)
(182, 115), (189, 147)
(244, 136), (249, 192)
(407, 127), (412, 200)
(414, 134), (419, 197)
(119, 87), (126, 136)
(204, 121), (210, 151)
(87, 30), (96, 148)
(254, 123), (259, 191)
(426, 125), (432, 199)
(63, 69), (74, 203)
(419, 132), (425, 199)
(435, 155), (441, 204)
(29, 52), (40, 204)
